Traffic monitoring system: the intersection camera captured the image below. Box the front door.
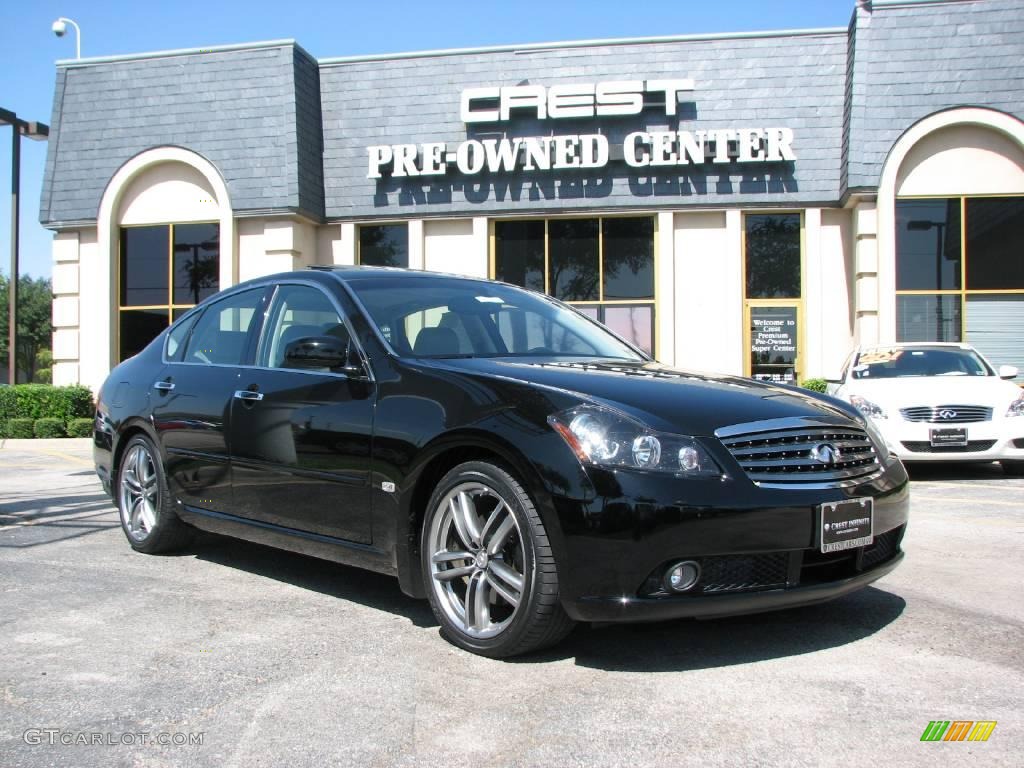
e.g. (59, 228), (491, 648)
(229, 283), (375, 544)
(151, 286), (268, 512)
(745, 301), (802, 385)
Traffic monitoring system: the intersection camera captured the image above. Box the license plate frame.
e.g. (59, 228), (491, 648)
(930, 427), (967, 447)
(820, 498), (874, 553)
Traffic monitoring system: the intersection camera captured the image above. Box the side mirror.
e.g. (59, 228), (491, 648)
(998, 364), (1019, 380)
(283, 335), (359, 373)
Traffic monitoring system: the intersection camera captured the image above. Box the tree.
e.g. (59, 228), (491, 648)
(0, 274), (53, 384)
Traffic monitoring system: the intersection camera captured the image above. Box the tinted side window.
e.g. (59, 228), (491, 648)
(259, 285), (348, 370)
(184, 289), (264, 365)
(165, 313), (198, 361)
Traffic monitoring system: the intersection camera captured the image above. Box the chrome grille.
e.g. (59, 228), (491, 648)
(899, 405), (992, 423)
(720, 426), (879, 486)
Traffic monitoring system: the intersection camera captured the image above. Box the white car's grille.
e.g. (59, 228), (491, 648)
(899, 405), (993, 424)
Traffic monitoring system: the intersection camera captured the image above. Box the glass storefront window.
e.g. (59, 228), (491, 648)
(896, 294), (963, 343)
(119, 223), (220, 362)
(895, 199), (961, 290)
(493, 216), (656, 354)
(173, 223), (220, 305)
(602, 217), (654, 300)
(896, 195), (1024, 372)
(548, 219), (599, 301)
(965, 197), (1024, 290)
(745, 214), (801, 299)
(359, 224), (409, 268)
(494, 220), (544, 292)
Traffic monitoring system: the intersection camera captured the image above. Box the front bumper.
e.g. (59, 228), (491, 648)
(553, 457), (910, 623)
(874, 418), (1024, 463)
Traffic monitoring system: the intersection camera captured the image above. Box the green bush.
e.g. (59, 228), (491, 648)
(34, 417), (66, 438)
(33, 367), (53, 384)
(67, 418), (94, 438)
(0, 384), (93, 423)
(800, 378), (829, 393)
(6, 418), (35, 439)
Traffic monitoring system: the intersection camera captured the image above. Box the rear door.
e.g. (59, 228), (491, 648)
(151, 287), (268, 513)
(228, 282), (375, 544)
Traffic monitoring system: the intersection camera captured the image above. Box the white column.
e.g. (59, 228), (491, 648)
(655, 211), (675, 365)
(407, 219), (424, 270)
(803, 208), (822, 379)
(853, 201), (880, 346)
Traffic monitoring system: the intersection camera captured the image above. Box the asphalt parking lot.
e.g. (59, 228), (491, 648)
(1, 438), (1021, 767)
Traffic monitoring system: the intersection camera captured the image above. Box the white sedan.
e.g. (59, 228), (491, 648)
(828, 343), (1024, 474)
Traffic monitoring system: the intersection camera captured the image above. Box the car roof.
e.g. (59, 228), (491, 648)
(308, 265), (487, 283)
(856, 342), (976, 352)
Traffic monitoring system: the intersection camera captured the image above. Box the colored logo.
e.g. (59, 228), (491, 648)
(920, 721), (997, 742)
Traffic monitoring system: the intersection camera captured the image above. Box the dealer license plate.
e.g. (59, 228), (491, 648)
(930, 427), (967, 447)
(820, 498), (874, 553)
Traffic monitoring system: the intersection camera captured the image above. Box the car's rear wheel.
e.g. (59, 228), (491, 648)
(1002, 460), (1024, 476)
(422, 461), (574, 657)
(116, 434), (190, 553)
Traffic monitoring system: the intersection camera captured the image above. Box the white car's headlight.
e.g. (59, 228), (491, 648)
(1007, 392), (1024, 418)
(849, 394), (887, 420)
(861, 416), (891, 462)
(548, 405), (726, 478)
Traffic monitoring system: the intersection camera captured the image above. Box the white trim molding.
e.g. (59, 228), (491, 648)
(876, 108), (1024, 343)
(89, 146), (234, 390)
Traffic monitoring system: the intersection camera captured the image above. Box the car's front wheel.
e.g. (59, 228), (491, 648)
(1002, 460), (1024, 477)
(422, 461), (574, 658)
(116, 434), (191, 553)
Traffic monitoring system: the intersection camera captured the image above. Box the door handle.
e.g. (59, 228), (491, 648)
(153, 381), (175, 392)
(234, 390), (264, 402)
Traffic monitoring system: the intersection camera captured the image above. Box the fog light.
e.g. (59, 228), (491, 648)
(664, 560), (701, 592)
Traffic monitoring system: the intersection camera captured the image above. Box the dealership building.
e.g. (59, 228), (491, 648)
(39, 0), (1024, 393)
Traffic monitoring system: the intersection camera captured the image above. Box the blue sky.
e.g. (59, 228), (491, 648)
(0, 0), (859, 279)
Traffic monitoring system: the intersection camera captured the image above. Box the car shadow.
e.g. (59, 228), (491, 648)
(186, 531), (905, 668)
(524, 587), (906, 671)
(188, 532), (437, 628)
(907, 461), (1011, 481)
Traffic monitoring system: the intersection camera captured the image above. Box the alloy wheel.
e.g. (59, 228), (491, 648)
(119, 443), (159, 542)
(427, 482), (527, 639)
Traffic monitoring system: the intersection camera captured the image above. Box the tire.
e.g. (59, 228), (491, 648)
(421, 461), (575, 658)
(1002, 460), (1024, 477)
(115, 434), (191, 554)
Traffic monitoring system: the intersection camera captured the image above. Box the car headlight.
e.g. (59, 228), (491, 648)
(861, 415), (891, 462)
(1007, 392), (1024, 417)
(849, 394), (887, 420)
(548, 405), (726, 477)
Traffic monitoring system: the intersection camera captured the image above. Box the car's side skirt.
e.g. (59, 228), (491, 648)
(177, 503), (396, 577)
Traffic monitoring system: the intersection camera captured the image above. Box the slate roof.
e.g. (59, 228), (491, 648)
(39, 0), (1024, 228)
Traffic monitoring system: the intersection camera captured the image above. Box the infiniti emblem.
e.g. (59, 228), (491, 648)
(811, 443), (841, 466)
(939, 409), (957, 420)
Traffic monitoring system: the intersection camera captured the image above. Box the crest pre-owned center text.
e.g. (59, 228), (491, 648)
(367, 80), (797, 179)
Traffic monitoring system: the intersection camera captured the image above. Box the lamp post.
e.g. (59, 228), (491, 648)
(907, 219), (949, 341)
(0, 109), (49, 385)
(51, 17), (82, 59)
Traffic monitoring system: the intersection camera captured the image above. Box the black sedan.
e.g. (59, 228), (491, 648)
(94, 267), (909, 657)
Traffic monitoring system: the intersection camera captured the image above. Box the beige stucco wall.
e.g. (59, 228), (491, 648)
(423, 218), (488, 277)
(672, 210), (743, 376)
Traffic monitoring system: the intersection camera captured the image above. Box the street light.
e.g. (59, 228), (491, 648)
(51, 17), (82, 59)
(0, 109), (49, 385)
(907, 219), (949, 341)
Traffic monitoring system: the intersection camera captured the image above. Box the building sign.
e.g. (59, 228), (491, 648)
(750, 306), (798, 384)
(367, 79), (797, 179)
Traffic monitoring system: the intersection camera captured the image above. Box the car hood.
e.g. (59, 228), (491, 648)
(424, 357), (861, 436)
(845, 375), (1021, 410)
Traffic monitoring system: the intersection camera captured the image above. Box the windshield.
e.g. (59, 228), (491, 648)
(852, 347), (993, 379)
(346, 276), (645, 361)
